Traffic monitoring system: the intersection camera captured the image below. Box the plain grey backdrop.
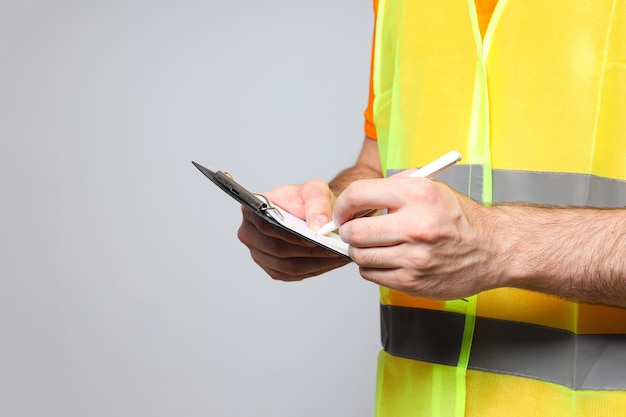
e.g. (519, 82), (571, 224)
(0, 1), (380, 416)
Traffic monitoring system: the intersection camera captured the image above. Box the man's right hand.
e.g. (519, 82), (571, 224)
(237, 180), (351, 281)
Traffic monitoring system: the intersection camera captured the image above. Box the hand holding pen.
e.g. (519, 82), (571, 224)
(325, 150), (497, 300)
(316, 150), (462, 235)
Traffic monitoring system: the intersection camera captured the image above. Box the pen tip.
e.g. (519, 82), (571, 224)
(315, 221), (338, 236)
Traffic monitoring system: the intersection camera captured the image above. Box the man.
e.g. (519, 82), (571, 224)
(238, 0), (626, 415)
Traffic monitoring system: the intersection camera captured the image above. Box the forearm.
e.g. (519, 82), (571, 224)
(328, 136), (382, 196)
(489, 204), (626, 307)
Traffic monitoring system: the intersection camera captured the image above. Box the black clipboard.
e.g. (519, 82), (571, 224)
(192, 161), (350, 259)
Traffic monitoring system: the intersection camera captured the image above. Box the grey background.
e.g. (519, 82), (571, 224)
(0, 1), (380, 416)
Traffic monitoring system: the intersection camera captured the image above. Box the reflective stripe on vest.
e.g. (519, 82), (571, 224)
(381, 304), (626, 391)
(389, 167), (626, 207)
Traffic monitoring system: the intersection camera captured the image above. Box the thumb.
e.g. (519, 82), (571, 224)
(300, 179), (335, 231)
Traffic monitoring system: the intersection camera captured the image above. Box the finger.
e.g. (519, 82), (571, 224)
(241, 206), (316, 248)
(348, 243), (418, 269)
(262, 185), (306, 219)
(239, 207), (344, 258)
(340, 209), (443, 249)
(338, 215), (401, 248)
(349, 246), (432, 295)
(333, 178), (430, 226)
(250, 250), (350, 281)
(357, 264), (401, 287)
(357, 264), (466, 300)
(300, 179), (334, 230)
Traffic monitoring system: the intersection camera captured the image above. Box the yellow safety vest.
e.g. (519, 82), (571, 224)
(372, 1), (626, 416)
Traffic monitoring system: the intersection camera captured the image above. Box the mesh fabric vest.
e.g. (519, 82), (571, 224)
(371, 1), (626, 416)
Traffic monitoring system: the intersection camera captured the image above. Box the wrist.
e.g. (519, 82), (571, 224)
(472, 205), (522, 290)
(488, 205), (537, 288)
(486, 204), (570, 292)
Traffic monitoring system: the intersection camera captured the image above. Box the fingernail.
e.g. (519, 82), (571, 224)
(311, 215), (329, 231)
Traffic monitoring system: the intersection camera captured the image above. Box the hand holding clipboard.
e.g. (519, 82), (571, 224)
(192, 162), (350, 258)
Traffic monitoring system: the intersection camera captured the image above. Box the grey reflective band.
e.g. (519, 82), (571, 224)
(387, 166), (626, 207)
(381, 304), (626, 390)
(387, 165), (484, 202)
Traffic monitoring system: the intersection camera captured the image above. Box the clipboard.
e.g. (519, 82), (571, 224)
(192, 161), (350, 259)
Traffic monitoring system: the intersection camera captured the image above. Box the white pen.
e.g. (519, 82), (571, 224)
(315, 150), (462, 236)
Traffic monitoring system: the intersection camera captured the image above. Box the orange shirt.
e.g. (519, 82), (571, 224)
(364, 0), (498, 140)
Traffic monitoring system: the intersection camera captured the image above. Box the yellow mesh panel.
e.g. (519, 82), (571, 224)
(376, 351), (626, 417)
(486, 0), (626, 179)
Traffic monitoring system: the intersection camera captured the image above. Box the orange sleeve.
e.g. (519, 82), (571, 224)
(363, 0), (379, 140)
